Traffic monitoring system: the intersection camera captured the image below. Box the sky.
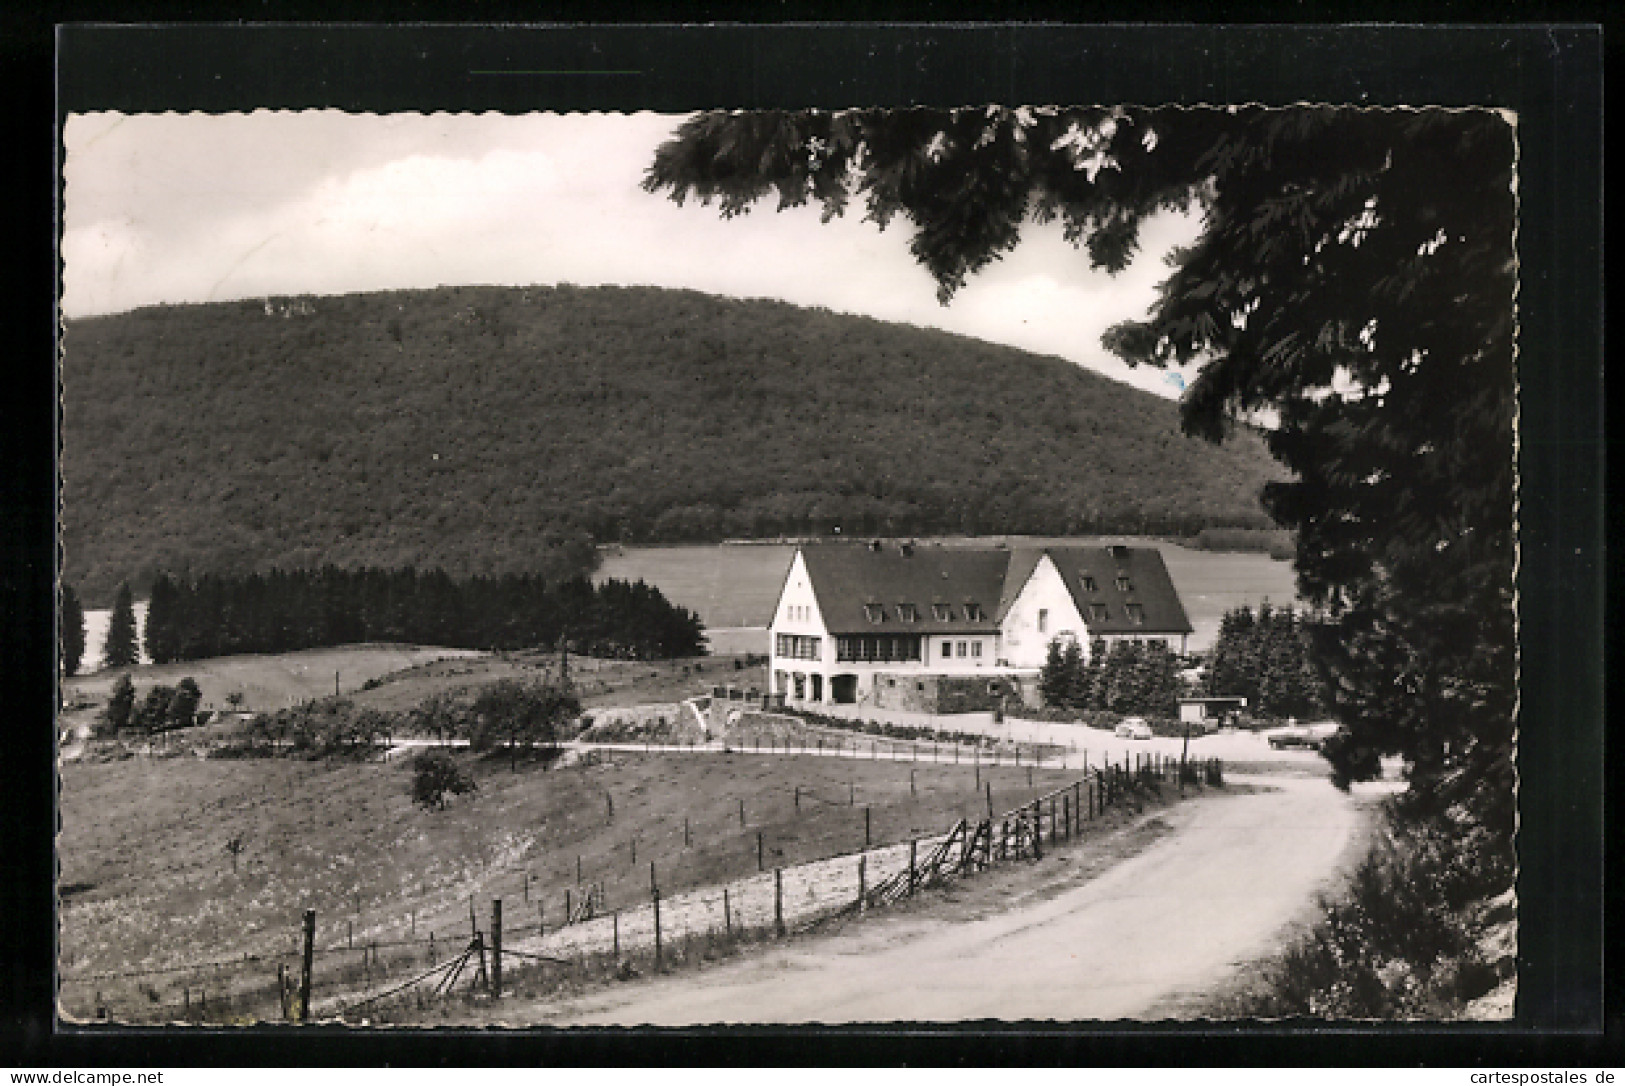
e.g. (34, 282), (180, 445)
(62, 110), (1202, 399)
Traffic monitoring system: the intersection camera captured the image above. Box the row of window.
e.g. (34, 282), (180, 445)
(834, 635), (924, 663)
(940, 640), (983, 659)
(1071, 575), (1134, 593)
(784, 604), (814, 622)
(1037, 601), (1145, 631)
(775, 633), (823, 660)
(863, 601), (986, 624)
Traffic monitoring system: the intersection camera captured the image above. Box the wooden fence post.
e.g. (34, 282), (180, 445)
(908, 839), (917, 896)
(565, 889), (572, 923)
(613, 911), (620, 958)
(1063, 795), (1070, 840)
(757, 831), (765, 872)
(1031, 800), (1043, 860)
(652, 888), (663, 970)
(298, 908), (315, 1022)
(864, 807), (871, 849)
(774, 868), (785, 937)
(723, 887), (732, 937)
(473, 931), (488, 991)
(857, 855), (867, 914)
(491, 899), (502, 999)
(985, 781), (994, 822)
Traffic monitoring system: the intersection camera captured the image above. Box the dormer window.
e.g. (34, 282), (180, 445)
(864, 603), (886, 624)
(1116, 576), (1133, 592)
(1089, 603), (1109, 622)
(965, 602), (985, 622)
(932, 603), (953, 622)
(1125, 603), (1145, 624)
(897, 603), (918, 623)
(1080, 576), (1098, 592)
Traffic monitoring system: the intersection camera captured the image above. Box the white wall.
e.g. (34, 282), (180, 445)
(768, 551), (830, 694)
(998, 555), (1086, 669)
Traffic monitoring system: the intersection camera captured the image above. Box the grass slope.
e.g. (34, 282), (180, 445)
(63, 284), (1284, 604)
(58, 750), (1074, 1022)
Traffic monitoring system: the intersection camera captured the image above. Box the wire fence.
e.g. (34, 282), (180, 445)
(61, 749), (1221, 1024)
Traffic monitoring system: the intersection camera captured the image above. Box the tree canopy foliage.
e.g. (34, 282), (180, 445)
(648, 106), (1516, 850)
(142, 567), (706, 663)
(62, 283), (1281, 604)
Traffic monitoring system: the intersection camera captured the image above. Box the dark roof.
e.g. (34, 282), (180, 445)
(796, 542), (1192, 637)
(1043, 546), (1194, 636)
(799, 543), (1008, 634)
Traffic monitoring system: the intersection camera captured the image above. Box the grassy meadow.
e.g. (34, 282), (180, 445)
(58, 747), (1072, 1022)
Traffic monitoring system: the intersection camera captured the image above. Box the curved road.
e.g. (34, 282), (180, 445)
(513, 774), (1363, 1025)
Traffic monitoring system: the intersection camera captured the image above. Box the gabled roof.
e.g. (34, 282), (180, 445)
(1041, 546), (1194, 636)
(797, 543), (1007, 634)
(792, 541), (1192, 638)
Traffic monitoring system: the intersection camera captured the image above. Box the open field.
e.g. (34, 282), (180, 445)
(596, 537), (1300, 653)
(58, 748), (1074, 1022)
(59, 644), (770, 729)
(62, 643), (486, 714)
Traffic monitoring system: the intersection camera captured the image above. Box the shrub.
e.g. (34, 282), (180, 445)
(411, 750), (477, 811)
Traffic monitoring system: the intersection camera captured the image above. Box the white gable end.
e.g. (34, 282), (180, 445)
(999, 553), (1087, 669)
(771, 550), (828, 636)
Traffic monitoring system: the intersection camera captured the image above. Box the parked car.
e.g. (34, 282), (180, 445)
(1267, 720), (1342, 750)
(1115, 717), (1153, 740)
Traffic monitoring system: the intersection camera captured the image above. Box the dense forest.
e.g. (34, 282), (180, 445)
(143, 568), (706, 663)
(62, 284), (1283, 604)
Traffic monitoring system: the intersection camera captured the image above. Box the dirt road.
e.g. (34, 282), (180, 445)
(514, 774), (1363, 1025)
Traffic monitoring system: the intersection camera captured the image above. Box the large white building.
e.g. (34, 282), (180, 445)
(768, 541), (1192, 711)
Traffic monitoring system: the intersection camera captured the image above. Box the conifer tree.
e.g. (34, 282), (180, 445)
(60, 582), (85, 677)
(103, 582), (139, 670)
(101, 673), (135, 735)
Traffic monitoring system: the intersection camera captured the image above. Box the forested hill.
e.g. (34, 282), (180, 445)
(62, 284), (1284, 604)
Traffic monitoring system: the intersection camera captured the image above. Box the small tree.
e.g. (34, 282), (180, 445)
(169, 677), (202, 730)
(60, 583), (86, 677)
(134, 685), (174, 735)
(411, 750), (477, 811)
(470, 678), (581, 768)
(103, 582), (139, 670)
(101, 674), (136, 736)
(1038, 640), (1071, 708)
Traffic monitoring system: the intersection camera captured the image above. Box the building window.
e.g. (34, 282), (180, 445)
(1080, 576), (1098, 592)
(932, 603), (953, 621)
(957, 641), (968, 657)
(941, 640), (953, 659)
(864, 603), (885, 624)
(777, 633), (822, 660)
(897, 603), (918, 623)
(964, 602), (985, 622)
(1116, 576), (1133, 592)
(1089, 603), (1109, 622)
(838, 634), (920, 663)
(971, 641), (982, 658)
(1125, 603), (1145, 624)
(1038, 609), (1049, 633)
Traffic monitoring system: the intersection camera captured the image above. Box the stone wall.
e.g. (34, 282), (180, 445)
(868, 672), (1019, 714)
